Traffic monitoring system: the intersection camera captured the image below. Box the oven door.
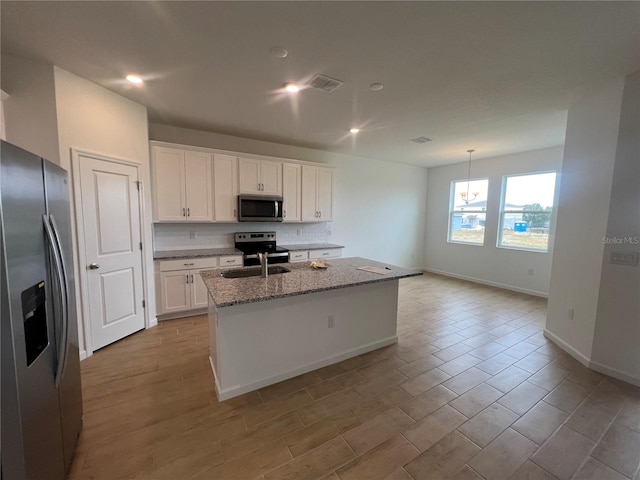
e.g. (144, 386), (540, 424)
(238, 195), (283, 222)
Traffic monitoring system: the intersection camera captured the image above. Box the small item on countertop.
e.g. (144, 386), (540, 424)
(310, 258), (328, 269)
(357, 266), (390, 275)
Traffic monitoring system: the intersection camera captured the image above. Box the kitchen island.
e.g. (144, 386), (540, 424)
(201, 257), (422, 400)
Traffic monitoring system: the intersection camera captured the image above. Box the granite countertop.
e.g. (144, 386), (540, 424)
(280, 243), (344, 251)
(154, 247), (242, 260)
(200, 256), (422, 308)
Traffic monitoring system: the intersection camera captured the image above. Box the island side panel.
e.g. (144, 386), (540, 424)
(213, 280), (399, 400)
(207, 299), (222, 393)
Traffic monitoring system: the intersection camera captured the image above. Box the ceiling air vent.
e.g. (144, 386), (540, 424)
(411, 136), (432, 144)
(308, 74), (344, 92)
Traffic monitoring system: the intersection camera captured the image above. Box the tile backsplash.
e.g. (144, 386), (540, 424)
(153, 222), (332, 251)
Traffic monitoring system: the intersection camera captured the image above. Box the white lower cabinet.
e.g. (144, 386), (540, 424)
(156, 256), (243, 315)
(289, 248), (343, 263)
(289, 251), (309, 263)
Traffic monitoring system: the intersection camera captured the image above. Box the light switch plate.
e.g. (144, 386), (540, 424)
(610, 252), (639, 266)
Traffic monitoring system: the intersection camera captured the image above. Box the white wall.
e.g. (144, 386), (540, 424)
(592, 72), (640, 383)
(424, 147), (564, 296)
(53, 67), (155, 357)
(0, 54), (60, 162)
(546, 71), (639, 386)
(149, 124), (428, 268)
(545, 78), (625, 363)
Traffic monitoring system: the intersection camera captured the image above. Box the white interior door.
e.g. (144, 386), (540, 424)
(79, 156), (145, 350)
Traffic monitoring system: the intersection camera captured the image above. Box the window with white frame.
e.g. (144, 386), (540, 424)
(448, 179), (489, 245)
(498, 172), (557, 251)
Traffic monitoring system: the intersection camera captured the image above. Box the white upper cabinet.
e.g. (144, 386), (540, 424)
(184, 151), (214, 221)
(282, 163), (302, 222)
(152, 147), (186, 222)
(213, 154), (238, 222)
(317, 167), (334, 221)
(151, 142), (334, 224)
(152, 146), (213, 222)
(301, 165), (334, 222)
(238, 157), (282, 195)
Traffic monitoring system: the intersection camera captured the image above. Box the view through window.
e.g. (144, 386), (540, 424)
(499, 172), (557, 251)
(449, 179), (489, 245)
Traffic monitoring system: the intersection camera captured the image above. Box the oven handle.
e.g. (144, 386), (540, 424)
(245, 252), (288, 259)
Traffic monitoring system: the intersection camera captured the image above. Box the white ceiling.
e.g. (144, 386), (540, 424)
(1, 1), (638, 167)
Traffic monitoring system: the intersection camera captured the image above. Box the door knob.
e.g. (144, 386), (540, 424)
(89, 263), (100, 270)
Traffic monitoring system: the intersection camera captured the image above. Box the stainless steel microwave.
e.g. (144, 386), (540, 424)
(238, 195), (284, 222)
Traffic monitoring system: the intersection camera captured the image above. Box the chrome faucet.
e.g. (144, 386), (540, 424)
(257, 252), (268, 278)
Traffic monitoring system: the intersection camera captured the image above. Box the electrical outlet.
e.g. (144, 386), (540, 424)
(328, 314), (335, 328)
(189, 231), (197, 240)
(297, 228), (301, 236)
(528, 269), (534, 276)
(568, 307), (574, 320)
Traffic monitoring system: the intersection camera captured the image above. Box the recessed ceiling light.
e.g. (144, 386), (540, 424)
(350, 128), (360, 134)
(284, 83), (300, 93)
(369, 83), (384, 91)
(271, 47), (288, 58)
(126, 74), (143, 85)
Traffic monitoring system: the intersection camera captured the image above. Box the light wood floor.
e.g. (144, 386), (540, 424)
(70, 273), (640, 480)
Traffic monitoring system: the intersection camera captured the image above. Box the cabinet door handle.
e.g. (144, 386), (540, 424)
(233, 208), (236, 217)
(186, 274), (190, 284)
(190, 274), (194, 283)
(187, 208), (190, 217)
(183, 208), (186, 217)
(283, 209), (286, 218)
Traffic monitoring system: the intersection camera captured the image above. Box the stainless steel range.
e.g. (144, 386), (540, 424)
(235, 232), (289, 266)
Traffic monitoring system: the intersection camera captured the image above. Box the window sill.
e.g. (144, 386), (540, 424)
(447, 240), (485, 247)
(497, 245), (549, 254)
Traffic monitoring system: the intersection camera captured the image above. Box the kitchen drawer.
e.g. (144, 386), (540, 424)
(309, 248), (342, 260)
(218, 255), (243, 268)
(289, 251), (309, 262)
(159, 257), (218, 272)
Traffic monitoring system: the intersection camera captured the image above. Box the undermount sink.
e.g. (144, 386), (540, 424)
(220, 265), (291, 279)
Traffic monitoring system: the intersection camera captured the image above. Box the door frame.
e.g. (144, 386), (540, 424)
(71, 148), (153, 357)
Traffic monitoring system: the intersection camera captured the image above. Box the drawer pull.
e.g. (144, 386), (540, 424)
(184, 263), (195, 266)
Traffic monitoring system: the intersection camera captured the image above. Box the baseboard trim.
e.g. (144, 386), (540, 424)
(423, 268), (548, 298)
(544, 329), (640, 387)
(542, 329), (591, 366)
(147, 316), (158, 328)
(157, 309), (207, 322)
(79, 350), (87, 361)
(211, 336), (398, 401)
(588, 360), (640, 387)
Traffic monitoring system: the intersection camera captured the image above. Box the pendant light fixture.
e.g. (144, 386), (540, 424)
(460, 149), (479, 204)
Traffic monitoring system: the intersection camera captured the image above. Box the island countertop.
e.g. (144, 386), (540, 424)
(200, 256), (422, 308)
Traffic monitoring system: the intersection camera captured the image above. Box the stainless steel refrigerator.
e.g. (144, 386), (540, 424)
(1, 141), (83, 479)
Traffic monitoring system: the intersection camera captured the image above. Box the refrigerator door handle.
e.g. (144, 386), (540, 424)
(43, 214), (69, 387)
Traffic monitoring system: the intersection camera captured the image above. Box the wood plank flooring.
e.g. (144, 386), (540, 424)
(69, 273), (640, 480)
